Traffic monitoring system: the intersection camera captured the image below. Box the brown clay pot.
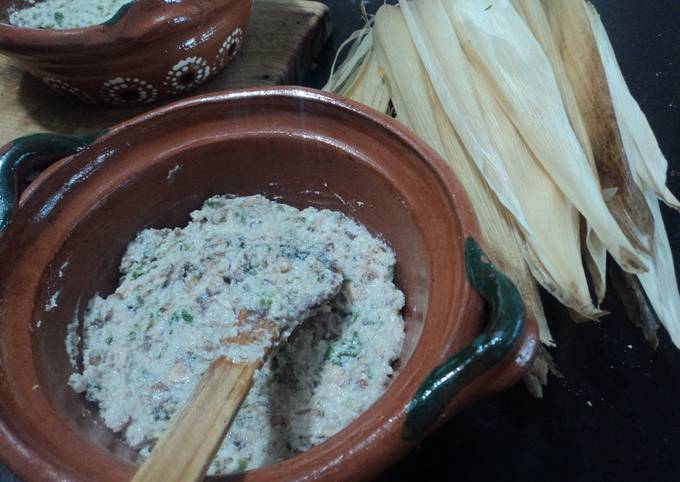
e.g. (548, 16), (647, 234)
(0, 87), (538, 481)
(0, 0), (251, 106)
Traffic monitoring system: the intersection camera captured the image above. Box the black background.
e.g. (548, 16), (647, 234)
(2, 1), (679, 481)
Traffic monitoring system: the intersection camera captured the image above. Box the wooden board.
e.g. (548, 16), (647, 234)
(0, 0), (331, 143)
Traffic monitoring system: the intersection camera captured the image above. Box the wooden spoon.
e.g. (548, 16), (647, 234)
(131, 355), (260, 482)
(132, 310), (278, 482)
(132, 297), (341, 481)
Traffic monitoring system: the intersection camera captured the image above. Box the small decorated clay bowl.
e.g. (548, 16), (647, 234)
(0, 87), (538, 481)
(0, 0), (251, 106)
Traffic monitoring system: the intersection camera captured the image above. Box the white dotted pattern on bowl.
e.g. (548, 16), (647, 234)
(163, 56), (213, 93)
(43, 77), (97, 104)
(100, 77), (159, 106)
(42, 25), (245, 106)
(217, 27), (244, 68)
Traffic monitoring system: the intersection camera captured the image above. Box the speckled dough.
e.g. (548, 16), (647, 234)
(68, 195), (405, 474)
(9, 0), (132, 29)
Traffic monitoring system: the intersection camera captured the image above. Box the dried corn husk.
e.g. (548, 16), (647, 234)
(511, 0), (595, 173)
(326, 0), (680, 395)
(445, 0), (648, 274)
(512, 0), (608, 303)
(583, 230), (608, 305)
(524, 344), (561, 398)
(372, 4), (552, 344)
(574, 3), (680, 347)
(470, 65), (603, 319)
(540, 0), (655, 263)
(324, 20), (373, 95)
(586, 4), (680, 212)
(611, 267), (660, 348)
(325, 26), (391, 115)
(396, 0), (531, 235)
(343, 50), (391, 114)
(398, 0), (604, 319)
(634, 192), (680, 347)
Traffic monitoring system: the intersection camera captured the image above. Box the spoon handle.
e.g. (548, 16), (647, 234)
(132, 357), (257, 482)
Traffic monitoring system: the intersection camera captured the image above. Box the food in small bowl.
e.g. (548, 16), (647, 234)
(0, 0), (251, 105)
(8, 0), (133, 29)
(0, 87), (537, 481)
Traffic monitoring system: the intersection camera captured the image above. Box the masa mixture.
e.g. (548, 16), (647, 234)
(9, 0), (132, 29)
(68, 195), (406, 474)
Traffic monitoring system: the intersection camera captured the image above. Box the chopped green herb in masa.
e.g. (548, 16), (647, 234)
(237, 459), (249, 472)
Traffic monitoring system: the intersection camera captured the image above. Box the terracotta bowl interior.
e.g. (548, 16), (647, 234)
(1, 91), (474, 479)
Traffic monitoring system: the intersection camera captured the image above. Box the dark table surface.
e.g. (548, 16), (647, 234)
(315, 2), (680, 482)
(2, 1), (679, 481)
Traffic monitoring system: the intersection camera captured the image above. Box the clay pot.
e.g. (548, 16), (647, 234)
(0, 0), (251, 106)
(0, 87), (538, 481)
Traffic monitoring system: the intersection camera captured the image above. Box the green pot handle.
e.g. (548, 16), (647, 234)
(403, 237), (526, 441)
(0, 132), (102, 232)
